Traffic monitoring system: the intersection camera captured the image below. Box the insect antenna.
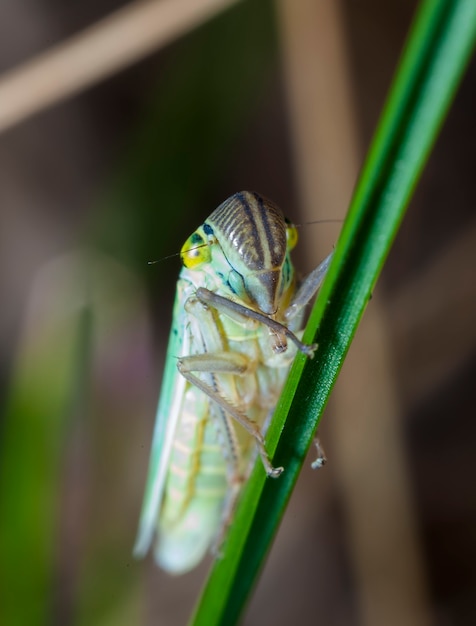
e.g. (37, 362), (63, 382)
(147, 242), (214, 265)
(294, 218), (344, 229)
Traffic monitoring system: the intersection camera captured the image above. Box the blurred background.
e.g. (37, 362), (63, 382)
(0, 1), (475, 625)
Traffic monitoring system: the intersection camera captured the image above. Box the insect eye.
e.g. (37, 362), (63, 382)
(180, 231), (211, 269)
(285, 222), (298, 251)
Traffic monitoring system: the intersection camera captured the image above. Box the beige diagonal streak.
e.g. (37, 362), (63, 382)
(0, 0), (239, 133)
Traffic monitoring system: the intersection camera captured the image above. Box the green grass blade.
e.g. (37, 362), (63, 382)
(189, 1), (476, 624)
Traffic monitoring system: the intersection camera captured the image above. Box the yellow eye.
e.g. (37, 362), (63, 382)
(286, 222), (298, 251)
(180, 231), (211, 269)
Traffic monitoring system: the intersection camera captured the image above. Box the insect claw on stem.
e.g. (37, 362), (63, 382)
(268, 466), (284, 478)
(300, 341), (318, 358)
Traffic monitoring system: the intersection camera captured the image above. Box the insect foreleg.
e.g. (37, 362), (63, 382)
(285, 252), (333, 322)
(177, 356), (283, 478)
(196, 287), (316, 357)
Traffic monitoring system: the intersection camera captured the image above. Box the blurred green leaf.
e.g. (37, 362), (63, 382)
(0, 272), (93, 626)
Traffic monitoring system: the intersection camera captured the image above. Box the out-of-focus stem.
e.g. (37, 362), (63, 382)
(0, 0), (238, 133)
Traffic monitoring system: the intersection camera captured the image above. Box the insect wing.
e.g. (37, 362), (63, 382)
(133, 286), (189, 558)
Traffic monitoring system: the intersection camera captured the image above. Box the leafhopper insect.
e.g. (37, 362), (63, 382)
(134, 191), (331, 574)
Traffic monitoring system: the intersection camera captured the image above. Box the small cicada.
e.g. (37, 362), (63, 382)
(134, 191), (331, 574)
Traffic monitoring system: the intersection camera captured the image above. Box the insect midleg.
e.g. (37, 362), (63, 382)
(177, 356), (283, 478)
(182, 293), (286, 477)
(179, 351), (251, 375)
